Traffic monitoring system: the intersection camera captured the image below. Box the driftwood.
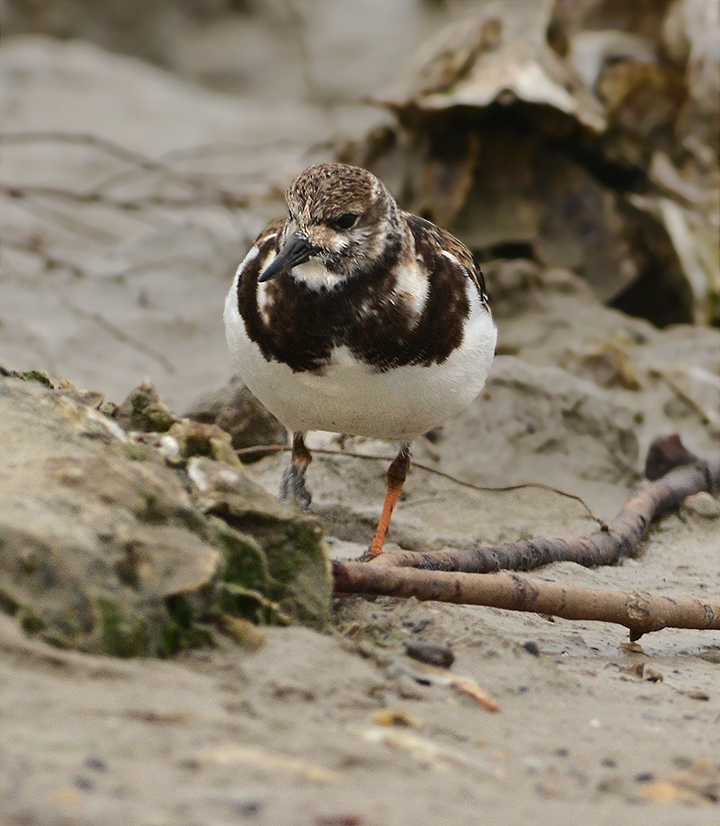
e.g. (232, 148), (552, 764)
(332, 562), (720, 640)
(332, 438), (720, 639)
(369, 461), (719, 572)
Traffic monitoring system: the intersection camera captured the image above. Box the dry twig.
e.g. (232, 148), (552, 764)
(332, 561), (720, 641)
(3, 236), (86, 277)
(332, 440), (720, 640)
(1, 183), (248, 211)
(370, 462), (718, 572)
(2, 131), (252, 211)
(234, 443), (605, 524)
(2, 131), (241, 198)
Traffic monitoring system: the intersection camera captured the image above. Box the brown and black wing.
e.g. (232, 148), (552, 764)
(234, 216), (284, 290)
(404, 213), (489, 303)
(250, 217), (285, 266)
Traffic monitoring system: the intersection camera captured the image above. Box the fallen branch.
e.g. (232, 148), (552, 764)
(370, 460), (719, 572)
(332, 561), (720, 640)
(332, 438), (720, 639)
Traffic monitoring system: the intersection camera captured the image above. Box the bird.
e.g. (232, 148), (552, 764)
(224, 162), (496, 558)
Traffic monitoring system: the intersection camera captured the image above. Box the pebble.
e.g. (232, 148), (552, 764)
(699, 647), (720, 664)
(405, 641), (454, 668)
(682, 492), (720, 519)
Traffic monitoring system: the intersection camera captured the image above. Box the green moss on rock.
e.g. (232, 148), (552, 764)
(0, 376), (333, 658)
(114, 379), (178, 433)
(98, 598), (150, 658)
(20, 370), (54, 388)
(214, 525), (269, 592)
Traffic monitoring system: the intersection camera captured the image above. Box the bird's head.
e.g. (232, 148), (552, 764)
(258, 163), (401, 288)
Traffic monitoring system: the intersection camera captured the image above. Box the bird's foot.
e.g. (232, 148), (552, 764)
(279, 464), (312, 510)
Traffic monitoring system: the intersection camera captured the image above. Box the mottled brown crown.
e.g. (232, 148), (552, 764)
(286, 162), (388, 225)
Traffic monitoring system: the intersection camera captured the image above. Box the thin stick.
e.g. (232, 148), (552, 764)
(2, 131), (219, 191)
(2, 132), (252, 209)
(3, 236), (85, 277)
(651, 366), (720, 438)
(332, 448), (720, 640)
(234, 443), (605, 525)
(4, 235), (209, 284)
(63, 301), (176, 374)
(1, 183), (248, 211)
(371, 462), (717, 571)
(8, 197), (120, 244)
(332, 561), (720, 640)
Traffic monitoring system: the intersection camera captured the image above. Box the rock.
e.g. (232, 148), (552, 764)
(348, 2), (718, 326)
(186, 456), (330, 627)
(644, 434), (699, 480)
(682, 492), (720, 520)
(0, 376), (331, 656)
(405, 641), (455, 669)
(168, 419), (243, 468)
(1, 366), (109, 409)
(522, 640), (541, 656)
(221, 617), (266, 652)
(113, 378), (179, 433)
(184, 381), (287, 463)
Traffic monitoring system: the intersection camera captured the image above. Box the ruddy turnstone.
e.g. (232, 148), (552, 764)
(224, 162), (496, 557)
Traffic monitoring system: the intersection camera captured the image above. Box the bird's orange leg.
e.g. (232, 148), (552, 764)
(368, 442), (411, 558)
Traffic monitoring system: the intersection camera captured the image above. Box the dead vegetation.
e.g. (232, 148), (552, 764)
(342, 0), (719, 328)
(334, 438), (720, 640)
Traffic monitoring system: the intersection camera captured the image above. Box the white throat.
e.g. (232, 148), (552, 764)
(289, 258), (345, 291)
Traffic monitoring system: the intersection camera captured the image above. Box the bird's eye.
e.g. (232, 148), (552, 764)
(331, 213), (358, 231)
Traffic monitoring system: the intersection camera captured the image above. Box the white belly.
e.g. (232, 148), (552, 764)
(224, 279), (496, 441)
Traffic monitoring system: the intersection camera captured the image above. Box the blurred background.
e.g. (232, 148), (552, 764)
(1, 0), (718, 495)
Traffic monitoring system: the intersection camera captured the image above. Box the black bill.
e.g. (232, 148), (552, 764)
(258, 233), (319, 282)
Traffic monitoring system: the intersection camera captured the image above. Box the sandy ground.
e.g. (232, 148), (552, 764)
(1, 8), (720, 824)
(2, 511), (719, 826)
